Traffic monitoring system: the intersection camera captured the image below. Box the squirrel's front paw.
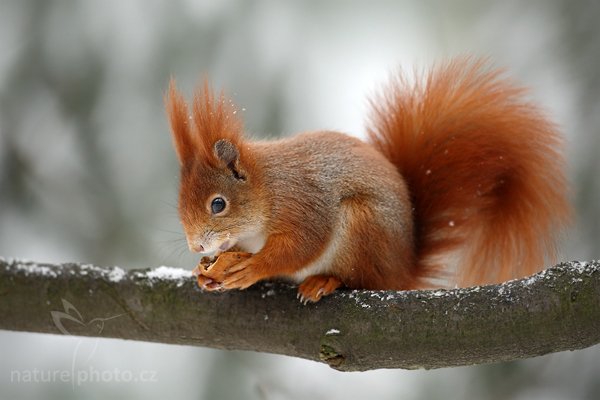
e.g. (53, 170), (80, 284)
(196, 275), (224, 291)
(193, 252), (253, 291)
(220, 260), (263, 290)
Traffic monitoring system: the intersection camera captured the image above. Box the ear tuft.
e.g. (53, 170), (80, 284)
(192, 81), (245, 165)
(165, 79), (194, 165)
(168, 78), (248, 173)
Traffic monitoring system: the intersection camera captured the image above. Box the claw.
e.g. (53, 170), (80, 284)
(297, 275), (342, 303)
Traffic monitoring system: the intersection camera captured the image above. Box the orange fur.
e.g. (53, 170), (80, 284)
(367, 58), (571, 286)
(166, 79), (194, 164)
(191, 80), (246, 168)
(166, 58), (571, 302)
(167, 79), (247, 168)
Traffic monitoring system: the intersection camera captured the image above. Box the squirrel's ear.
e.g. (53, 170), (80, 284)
(166, 79), (194, 165)
(214, 139), (246, 181)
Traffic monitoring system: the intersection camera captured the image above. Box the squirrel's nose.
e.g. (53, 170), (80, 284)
(189, 242), (205, 253)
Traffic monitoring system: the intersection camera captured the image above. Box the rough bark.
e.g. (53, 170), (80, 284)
(0, 258), (598, 371)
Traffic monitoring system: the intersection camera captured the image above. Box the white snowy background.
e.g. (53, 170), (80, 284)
(1, 1), (599, 399)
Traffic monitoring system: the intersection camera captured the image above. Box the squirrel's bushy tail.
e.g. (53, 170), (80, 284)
(367, 58), (571, 287)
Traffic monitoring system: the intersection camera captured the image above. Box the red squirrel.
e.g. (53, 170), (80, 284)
(166, 58), (571, 303)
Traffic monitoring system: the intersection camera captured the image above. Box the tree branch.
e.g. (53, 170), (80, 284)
(0, 257), (598, 371)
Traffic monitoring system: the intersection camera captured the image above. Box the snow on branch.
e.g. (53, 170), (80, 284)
(0, 258), (599, 371)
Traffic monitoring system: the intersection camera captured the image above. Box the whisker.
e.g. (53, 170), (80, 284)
(154, 228), (185, 235)
(159, 200), (179, 210)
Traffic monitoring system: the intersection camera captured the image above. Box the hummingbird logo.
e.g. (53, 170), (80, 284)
(50, 299), (124, 389)
(51, 299), (123, 337)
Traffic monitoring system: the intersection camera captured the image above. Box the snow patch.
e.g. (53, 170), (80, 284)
(326, 329), (340, 335)
(14, 262), (59, 278)
(569, 260), (590, 273)
(142, 266), (193, 287)
(261, 289), (276, 298)
(79, 263), (112, 276)
(108, 266), (126, 282)
(524, 276), (537, 285)
(146, 266), (192, 280)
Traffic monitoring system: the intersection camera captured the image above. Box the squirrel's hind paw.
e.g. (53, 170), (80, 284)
(298, 275), (342, 304)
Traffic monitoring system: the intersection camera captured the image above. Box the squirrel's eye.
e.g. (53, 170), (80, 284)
(211, 197), (226, 214)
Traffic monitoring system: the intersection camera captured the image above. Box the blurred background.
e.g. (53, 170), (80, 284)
(1, 0), (599, 399)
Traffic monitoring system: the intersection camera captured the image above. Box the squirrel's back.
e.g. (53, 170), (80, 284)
(251, 131), (415, 288)
(367, 57), (571, 287)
